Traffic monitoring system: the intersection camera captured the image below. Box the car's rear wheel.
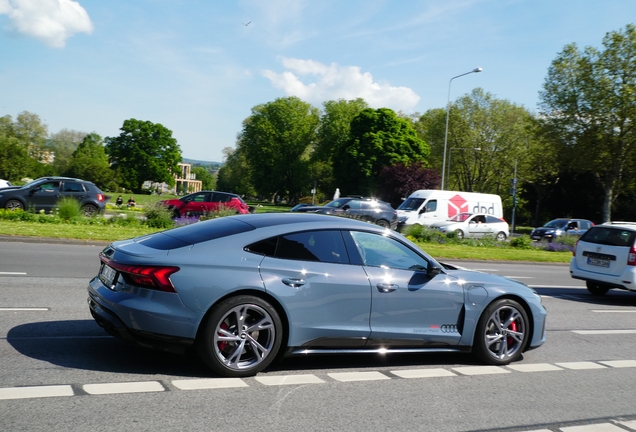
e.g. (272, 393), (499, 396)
(496, 231), (507, 241)
(455, 229), (465, 239)
(81, 204), (98, 217)
(197, 295), (283, 377)
(5, 199), (24, 210)
(474, 298), (529, 365)
(586, 281), (610, 296)
(375, 219), (390, 229)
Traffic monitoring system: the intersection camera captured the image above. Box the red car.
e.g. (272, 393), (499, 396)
(159, 191), (250, 217)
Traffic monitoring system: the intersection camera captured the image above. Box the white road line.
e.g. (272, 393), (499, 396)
(172, 378), (248, 390)
(618, 420), (636, 429)
(599, 360), (636, 368)
(561, 423), (626, 431)
(555, 361), (606, 370)
(506, 363), (563, 372)
(591, 310), (636, 313)
(390, 368), (456, 379)
(0, 307), (49, 311)
(328, 371), (390, 382)
(0, 385), (74, 400)
(83, 381), (165, 395)
(573, 330), (636, 334)
(0, 272), (27, 275)
(452, 366), (510, 376)
(255, 374), (324, 386)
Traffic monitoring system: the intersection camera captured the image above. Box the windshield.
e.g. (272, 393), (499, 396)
(544, 219), (568, 229)
(397, 197), (425, 211)
(325, 199), (348, 208)
(448, 212), (473, 222)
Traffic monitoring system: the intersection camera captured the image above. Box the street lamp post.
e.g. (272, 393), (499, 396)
(448, 147), (481, 190)
(441, 67), (483, 190)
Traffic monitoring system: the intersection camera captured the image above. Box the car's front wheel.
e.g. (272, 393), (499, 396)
(197, 295), (283, 377)
(454, 229), (465, 239)
(586, 281), (610, 296)
(474, 298), (529, 365)
(5, 199), (24, 210)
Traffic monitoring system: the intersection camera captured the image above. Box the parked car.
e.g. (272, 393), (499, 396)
(570, 221), (636, 296)
(158, 191), (250, 217)
(530, 218), (594, 241)
(0, 179), (11, 189)
(290, 196), (398, 230)
(88, 213), (546, 377)
(430, 212), (509, 240)
(0, 176), (106, 216)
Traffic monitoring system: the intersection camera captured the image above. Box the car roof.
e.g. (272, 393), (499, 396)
(231, 212), (385, 229)
(600, 221), (636, 230)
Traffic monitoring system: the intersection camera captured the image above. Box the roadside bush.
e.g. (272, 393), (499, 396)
(199, 205), (241, 221)
(510, 235), (532, 249)
(402, 224), (449, 243)
(143, 202), (175, 229)
(56, 197), (82, 222)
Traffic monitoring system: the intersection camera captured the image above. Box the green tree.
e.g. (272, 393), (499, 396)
(239, 97), (320, 203)
(539, 24), (636, 222)
(105, 119), (182, 192)
(68, 133), (113, 189)
(335, 107), (429, 196)
(191, 166), (216, 190)
(216, 147), (255, 197)
(48, 129), (86, 176)
(0, 119), (30, 182)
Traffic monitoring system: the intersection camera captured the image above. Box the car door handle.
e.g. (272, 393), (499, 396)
(376, 283), (398, 293)
(282, 278), (306, 288)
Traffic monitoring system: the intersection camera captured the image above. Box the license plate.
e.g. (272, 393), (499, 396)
(100, 264), (117, 287)
(587, 257), (610, 268)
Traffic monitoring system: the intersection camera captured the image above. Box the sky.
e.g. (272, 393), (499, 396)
(1, 0), (635, 163)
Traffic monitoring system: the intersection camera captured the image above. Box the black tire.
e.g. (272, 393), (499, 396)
(376, 219), (390, 229)
(455, 229), (465, 240)
(197, 295), (283, 377)
(496, 231), (507, 241)
(5, 199), (24, 211)
(474, 298), (529, 365)
(586, 281), (610, 296)
(81, 204), (98, 217)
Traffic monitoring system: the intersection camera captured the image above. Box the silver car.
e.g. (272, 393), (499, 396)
(88, 213), (546, 377)
(430, 212), (510, 241)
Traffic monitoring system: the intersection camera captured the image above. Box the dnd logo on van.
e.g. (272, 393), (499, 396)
(448, 194), (469, 217)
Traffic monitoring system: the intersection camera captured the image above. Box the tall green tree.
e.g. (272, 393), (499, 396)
(48, 129), (86, 176)
(539, 24), (636, 222)
(239, 97), (320, 203)
(105, 119), (182, 192)
(0, 116), (30, 182)
(68, 133), (113, 189)
(216, 146), (255, 197)
(334, 107), (429, 197)
(191, 166), (216, 190)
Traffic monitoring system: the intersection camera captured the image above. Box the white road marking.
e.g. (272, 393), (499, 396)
(599, 360), (636, 368)
(618, 420), (636, 429)
(452, 366), (510, 375)
(255, 374), (324, 386)
(0, 307), (48, 311)
(506, 363), (563, 372)
(0, 385), (74, 400)
(573, 330), (636, 334)
(591, 310), (636, 313)
(83, 381), (165, 395)
(390, 368), (456, 378)
(328, 371), (390, 382)
(555, 361), (606, 370)
(0, 272), (27, 275)
(172, 378), (248, 390)
(561, 423), (626, 431)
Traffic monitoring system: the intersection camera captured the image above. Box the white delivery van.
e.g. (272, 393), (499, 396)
(396, 190), (503, 227)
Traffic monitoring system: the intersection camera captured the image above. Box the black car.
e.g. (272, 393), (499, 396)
(290, 196), (398, 229)
(0, 177), (107, 216)
(530, 218), (594, 241)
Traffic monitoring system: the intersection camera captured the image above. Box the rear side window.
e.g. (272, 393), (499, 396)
(247, 230), (349, 264)
(62, 182), (85, 192)
(485, 215), (503, 223)
(580, 227), (636, 247)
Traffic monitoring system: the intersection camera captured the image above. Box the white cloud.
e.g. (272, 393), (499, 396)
(262, 58), (420, 111)
(1, 0), (92, 48)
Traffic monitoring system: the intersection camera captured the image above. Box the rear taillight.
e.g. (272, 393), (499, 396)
(573, 240), (579, 256)
(97, 194), (105, 202)
(628, 245), (636, 266)
(102, 258), (179, 292)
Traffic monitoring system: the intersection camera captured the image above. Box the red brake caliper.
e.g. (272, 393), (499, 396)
(218, 322), (229, 351)
(508, 320), (518, 347)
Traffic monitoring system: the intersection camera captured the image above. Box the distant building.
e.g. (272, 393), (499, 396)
(143, 162), (202, 194)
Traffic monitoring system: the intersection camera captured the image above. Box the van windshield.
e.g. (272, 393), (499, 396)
(397, 197), (425, 211)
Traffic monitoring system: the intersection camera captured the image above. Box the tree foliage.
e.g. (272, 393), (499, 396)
(191, 166), (216, 190)
(539, 24), (636, 222)
(334, 107), (429, 197)
(68, 133), (113, 189)
(239, 97), (320, 203)
(48, 129), (86, 176)
(216, 146), (255, 197)
(105, 119), (182, 192)
(379, 162), (440, 208)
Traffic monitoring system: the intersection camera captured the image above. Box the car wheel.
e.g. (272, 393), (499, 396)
(496, 231), (507, 241)
(81, 204), (98, 217)
(455, 229), (465, 240)
(474, 298), (529, 365)
(586, 281), (610, 296)
(5, 199), (24, 211)
(197, 295), (283, 377)
(375, 219), (390, 229)
(171, 208), (180, 219)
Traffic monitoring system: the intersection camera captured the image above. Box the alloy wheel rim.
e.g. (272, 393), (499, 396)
(483, 305), (525, 361)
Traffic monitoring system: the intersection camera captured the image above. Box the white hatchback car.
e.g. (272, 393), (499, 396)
(430, 212), (509, 241)
(570, 222), (636, 295)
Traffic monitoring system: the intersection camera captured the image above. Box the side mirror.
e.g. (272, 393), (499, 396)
(427, 264), (442, 277)
(342, 205), (350, 211)
(419, 207), (426, 214)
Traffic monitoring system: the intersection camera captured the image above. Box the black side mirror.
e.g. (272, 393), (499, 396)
(428, 264), (442, 277)
(419, 207), (426, 214)
(342, 205), (350, 211)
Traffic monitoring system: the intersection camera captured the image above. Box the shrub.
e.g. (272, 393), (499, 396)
(199, 205), (241, 221)
(56, 197), (82, 221)
(510, 235), (532, 249)
(143, 202), (175, 229)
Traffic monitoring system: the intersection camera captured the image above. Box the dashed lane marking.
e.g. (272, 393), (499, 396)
(0, 307), (48, 311)
(506, 363), (563, 372)
(83, 381), (165, 395)
(591, 310), (636, 313)
(599, 360), (636, 368)
(255, 374), (325, 386)
(555, 361), (607, 370)
(390, 368), (456, 379)
(172, 378), (248, 390)
(573, 330), (636, 334)
(0, 272), (27, 275)
(561, 423), (626, 431)
(0, 385), (73, 400)
(452, 366), (510, 376)
(327, 371), (391, 382)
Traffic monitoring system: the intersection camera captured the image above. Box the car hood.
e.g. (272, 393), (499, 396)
(446, 268), (534, 293)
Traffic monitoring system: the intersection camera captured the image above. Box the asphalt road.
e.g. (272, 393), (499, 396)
(2, 241), (636, 432)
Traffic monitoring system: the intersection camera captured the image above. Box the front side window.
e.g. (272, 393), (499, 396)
(349, 231), (428, 271)
(424, 200), (437, 213)
(183, 192), (208, 203)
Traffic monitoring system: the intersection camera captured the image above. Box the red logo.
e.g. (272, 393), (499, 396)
(448, 194), (468, 217)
